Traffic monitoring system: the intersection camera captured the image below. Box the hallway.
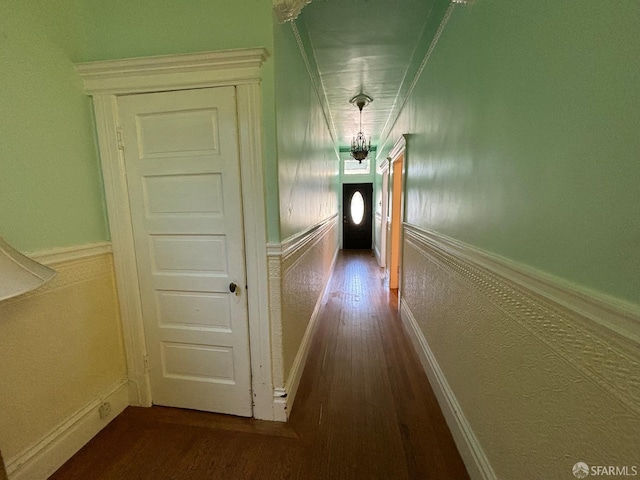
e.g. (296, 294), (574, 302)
(51, 251), (469, 480)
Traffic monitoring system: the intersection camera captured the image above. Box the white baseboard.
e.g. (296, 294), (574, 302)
(400, 300), (496, 480)
(374, 244), (382, 267)
(126, 371), (152, 408)
(6, 378), (129, 480)
(272, 388), (288, 422)
(282, 246), (339, 419)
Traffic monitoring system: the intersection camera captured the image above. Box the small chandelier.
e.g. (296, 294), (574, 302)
(349, 93), (373, 163)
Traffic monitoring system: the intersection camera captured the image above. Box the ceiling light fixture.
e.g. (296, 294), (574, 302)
(349, 93), (373, 164)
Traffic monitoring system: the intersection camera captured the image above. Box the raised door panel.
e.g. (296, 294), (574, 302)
(118, 87), (252, 416)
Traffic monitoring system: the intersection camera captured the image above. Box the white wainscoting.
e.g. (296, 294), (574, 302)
(2, 243), (129, 480)
(400, 224), (640, 480)
(6, 379), (128, 480)
(267, 215), (339, 421)
(400, 300), (496, 480)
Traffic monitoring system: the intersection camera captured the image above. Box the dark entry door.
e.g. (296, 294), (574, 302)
(343, 183), (373, 249)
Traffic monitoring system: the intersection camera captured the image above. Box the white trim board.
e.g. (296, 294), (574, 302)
(6, 378), (128, 480)
(403, 223), (640, 416)
(289, 21), (339, 158)
(400, 300), (496, 480)
(236, 82), (275, 422)
(30, 242), (112, 266)
(374, 244), (382, 268)
(388, 134), (407, 165)
(267, 214), (339, 261)
(76, 48), (275, 420)
(376, 2), (457, 155)
(403, 224), (640, 344)
(398, 225), (640, 480)
(76, 48), (269, 95)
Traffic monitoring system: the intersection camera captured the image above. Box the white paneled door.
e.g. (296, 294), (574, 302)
(118, 87), (252, 416)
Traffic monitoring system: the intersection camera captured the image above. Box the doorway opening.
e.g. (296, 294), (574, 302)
(342, 183), (373, 250)
(378, 169), (389, 268)
(383, 136), (407, 291)
(78, 48), (275, 420)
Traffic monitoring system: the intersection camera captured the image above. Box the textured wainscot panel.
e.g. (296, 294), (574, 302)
(401, 228), (640, 480)
(268, 216), (339, 413)
(282, 218), (338, 381)
(0, 251), (127, 471)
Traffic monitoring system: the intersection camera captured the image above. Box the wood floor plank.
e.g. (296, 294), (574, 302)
(50, 250), (469, 480)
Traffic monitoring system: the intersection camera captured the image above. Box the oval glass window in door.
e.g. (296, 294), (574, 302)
(350, 191), (365, 225)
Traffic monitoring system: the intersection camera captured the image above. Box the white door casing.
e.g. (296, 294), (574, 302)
(76, 49), (277, 420)
(118, 87), (252, 416)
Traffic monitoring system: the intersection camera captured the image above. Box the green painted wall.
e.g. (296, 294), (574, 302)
(380, 0), (640, 305)
(81, 0), (272, 62)
(0, 0), (108, 252)
(1, 0), (338, 250)
(274, 20), (339, 240)
(1, 0), (281, 251)
(80, 0), (281, 242)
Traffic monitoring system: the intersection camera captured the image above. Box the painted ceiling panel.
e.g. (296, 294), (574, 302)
(298, 0), (444, 151)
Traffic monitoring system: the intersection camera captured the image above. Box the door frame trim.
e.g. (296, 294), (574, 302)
(388, 135), (408, 291)
(76, 48), (276, 420)
(377, 163), (389, 267)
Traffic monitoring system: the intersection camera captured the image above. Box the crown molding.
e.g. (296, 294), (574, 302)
(273, 0), (312, 23)
(290, 21), (340, 158)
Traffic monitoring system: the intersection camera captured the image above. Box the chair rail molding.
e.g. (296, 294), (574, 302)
(403, 224), (640, 414)
(76, 49), (275, 420)
(267, 214), (339, 265)
(31, 242), (112, 266)
(403, 224), (640, 344)
(400, 223), (640, 479)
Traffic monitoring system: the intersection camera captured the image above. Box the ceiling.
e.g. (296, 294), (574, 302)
(295, 0), (447, 155)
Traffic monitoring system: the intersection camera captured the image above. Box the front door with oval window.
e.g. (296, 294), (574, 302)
(342, 183), (373, 249)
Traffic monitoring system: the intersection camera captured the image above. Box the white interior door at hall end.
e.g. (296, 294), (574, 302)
(118, 87), (252, 416)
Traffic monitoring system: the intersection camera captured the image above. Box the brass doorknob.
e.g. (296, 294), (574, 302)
(229, 282), (237, 293)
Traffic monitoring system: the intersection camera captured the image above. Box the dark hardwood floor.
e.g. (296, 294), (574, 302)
(50, 250), (469, 480)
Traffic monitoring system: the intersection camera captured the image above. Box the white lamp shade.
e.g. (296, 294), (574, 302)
(0, 237), (57, 302)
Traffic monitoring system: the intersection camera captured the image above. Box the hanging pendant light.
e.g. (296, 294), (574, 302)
(350, 94), (373, 163)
